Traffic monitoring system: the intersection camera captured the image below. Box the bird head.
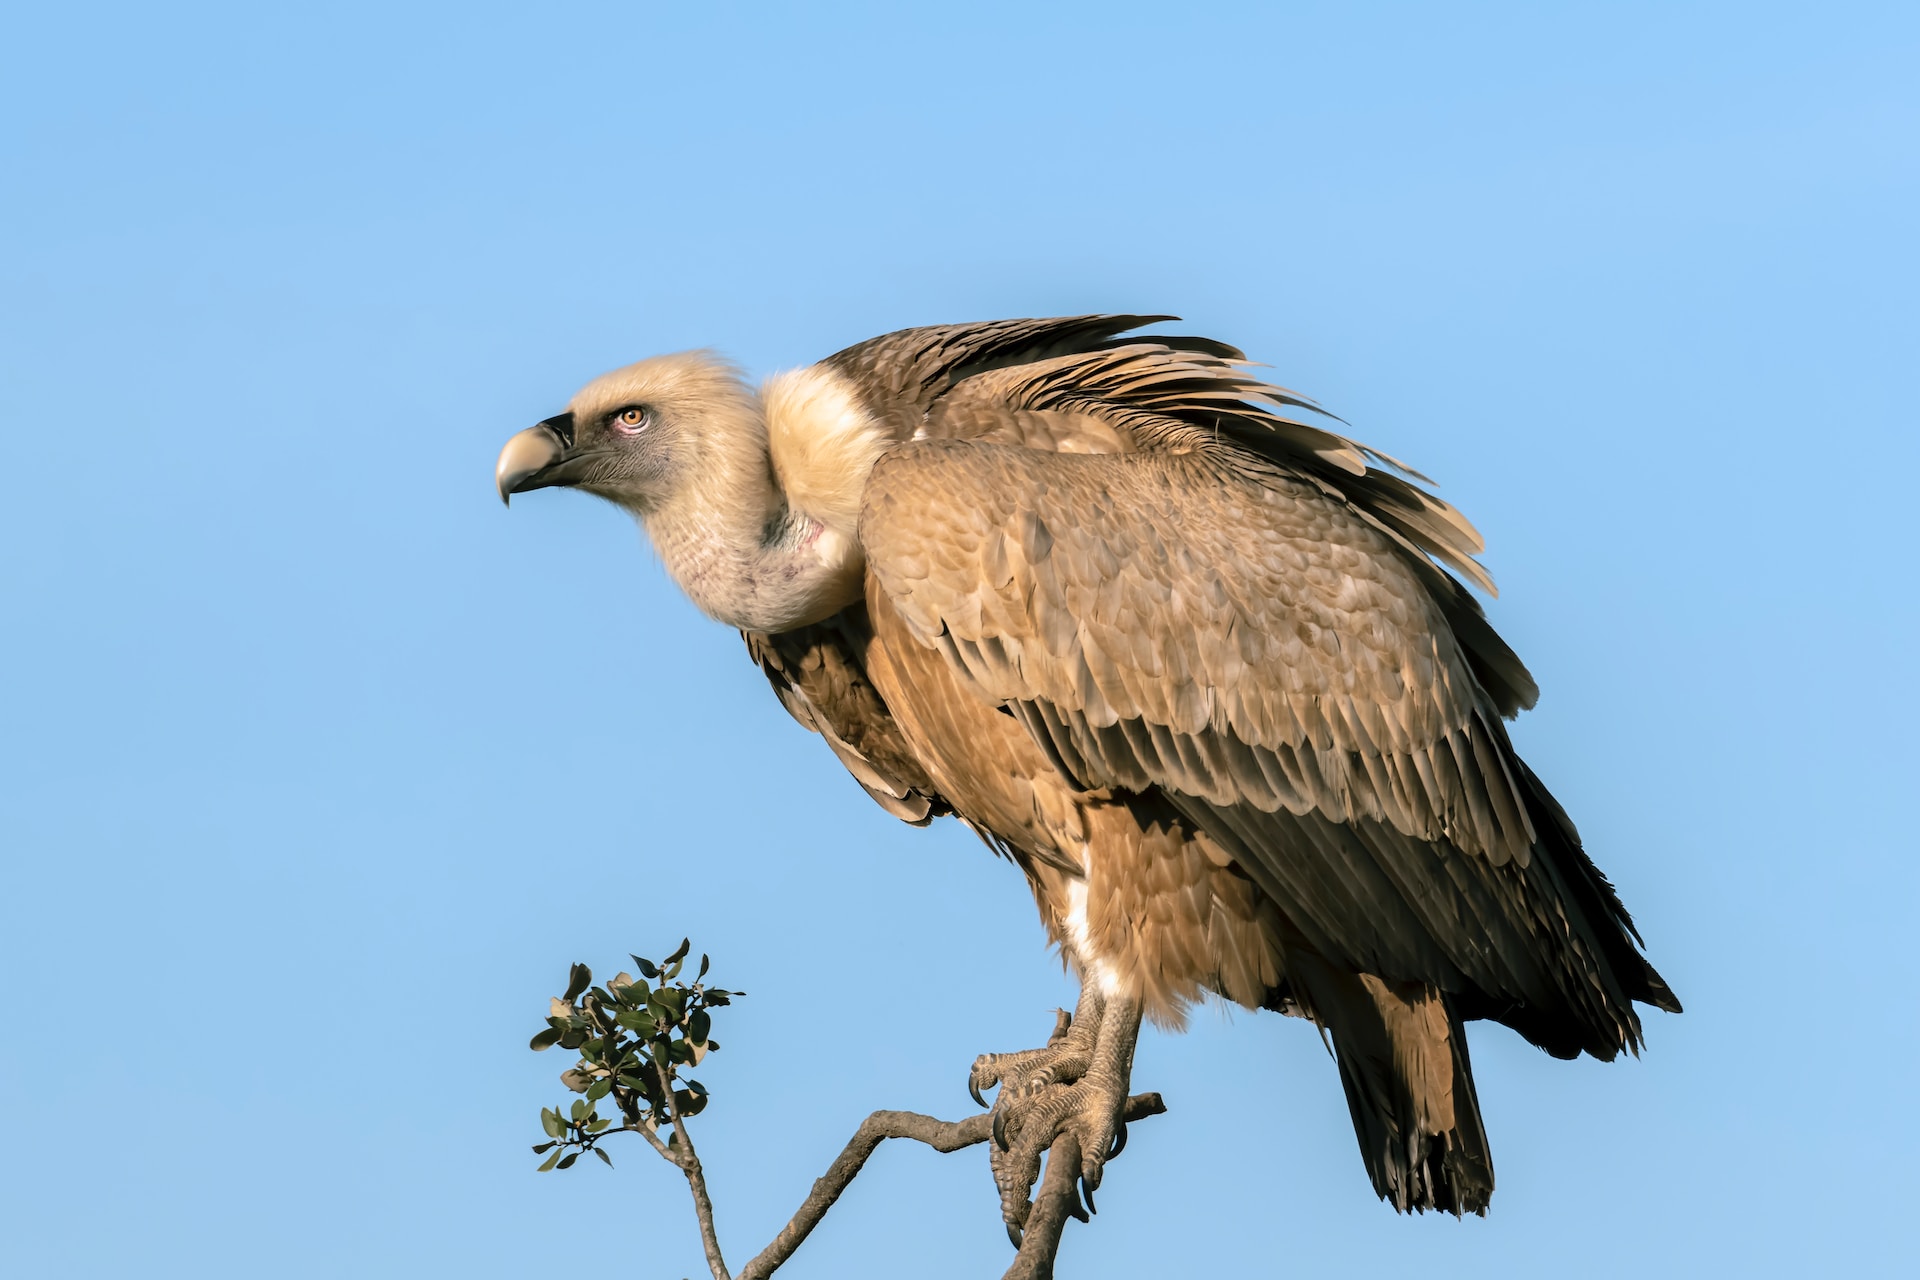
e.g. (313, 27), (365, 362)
(494, 351), (760, 515)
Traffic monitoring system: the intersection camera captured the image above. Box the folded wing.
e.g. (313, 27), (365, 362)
(861, 435), (1675, 1059)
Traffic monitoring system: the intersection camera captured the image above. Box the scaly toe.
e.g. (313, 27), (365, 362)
(987, 1076), (1128, 1237)
(969, 1037), (1091, 1109)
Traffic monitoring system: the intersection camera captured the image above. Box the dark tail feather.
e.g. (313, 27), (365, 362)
(1290, 955), (1494, 1215)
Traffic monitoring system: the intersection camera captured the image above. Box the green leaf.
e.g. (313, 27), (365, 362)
(662, 938), (691, 980)
(537, 1149), (562, 1172)
(615, 1010), (653, 1032)
(556, 1152), (578, 1170)
(586, 1078), (612, 1102)
(564, 963), (592, 1003)
(688, 1009), (711, 1045)
(529, 1027), (562, 1052)
(558, 1029), (587, 1051)
(531, 1141), (556, 1154)
(704, 992), (731, 1007)
(570, 1098), (588, 1123)
(631, 955), (659, 979)
(541, 1108), (563, 1139)
(703, 1038), (720, 1053)
(587, 1117), (612, 1133)
(593, 1147), (613, 1167)
(697, 953), (710, 981)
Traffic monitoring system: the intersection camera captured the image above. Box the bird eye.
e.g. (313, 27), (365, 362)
(612, 406), (650, 433)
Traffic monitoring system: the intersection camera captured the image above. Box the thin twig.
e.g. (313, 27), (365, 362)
(657, 1057), (731, 1280)
(625, 1117), (676, 1164)
(736, 1093), (1165, 1280)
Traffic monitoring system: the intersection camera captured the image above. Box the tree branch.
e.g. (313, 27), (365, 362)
(736, 1093), (1166, 1280)
(1003, 1131), (1083, 1280)
(625, 1117), (678, 1164)
(658, 1057), (731, 1280)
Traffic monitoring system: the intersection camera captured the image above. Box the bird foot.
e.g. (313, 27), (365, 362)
(969, 997), (1139, 1245)
(987, 1070), (1130, 1242)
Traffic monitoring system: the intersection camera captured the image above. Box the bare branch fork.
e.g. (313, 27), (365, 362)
(738, 1092), (1167, 1280)
(529, 945), (1166, 1280)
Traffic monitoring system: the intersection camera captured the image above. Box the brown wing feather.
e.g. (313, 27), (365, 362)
(863, 441), (1531, 861)
(822, 314), (1177, 435)
(745, 609), (951, 826)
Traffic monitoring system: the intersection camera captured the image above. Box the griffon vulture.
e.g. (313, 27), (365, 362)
(495, 315), (1679, 1227)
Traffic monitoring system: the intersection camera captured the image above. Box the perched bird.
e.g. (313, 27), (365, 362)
(496, 315), (1679, 1229)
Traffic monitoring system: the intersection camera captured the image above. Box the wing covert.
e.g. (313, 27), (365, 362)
(860, 440), (1536, 865)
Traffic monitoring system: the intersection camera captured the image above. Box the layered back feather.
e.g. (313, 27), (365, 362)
(827, 315), (1539, 717)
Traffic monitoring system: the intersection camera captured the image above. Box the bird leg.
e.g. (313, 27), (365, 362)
(970, 984), (1143, 1243)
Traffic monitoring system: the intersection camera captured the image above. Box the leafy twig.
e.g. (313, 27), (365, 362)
(529, 940), (739, 1279)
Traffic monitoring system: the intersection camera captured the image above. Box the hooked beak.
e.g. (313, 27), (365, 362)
(495, 413), (578, 505)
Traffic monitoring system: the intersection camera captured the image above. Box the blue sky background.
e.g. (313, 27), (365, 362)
(3, 3), (1915, 1276)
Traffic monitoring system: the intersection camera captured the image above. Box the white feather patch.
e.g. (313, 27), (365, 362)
(1061, 851), (1126, 998)
(762, 365), (895, 538)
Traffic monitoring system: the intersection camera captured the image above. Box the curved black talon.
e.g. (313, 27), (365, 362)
(992, 1108), (1011, 1152)
(1069, 1179), (1091, 1223)
(1081, 1178), (1097, 1216)
(1108, 1120), (1128, 1160)
(970, 1078), (988, 1108)
(1006, 1220), (1024, 1249)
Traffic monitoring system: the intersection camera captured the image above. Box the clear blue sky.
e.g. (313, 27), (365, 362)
(3, 3), (1914, 1276)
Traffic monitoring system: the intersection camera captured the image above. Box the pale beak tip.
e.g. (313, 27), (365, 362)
(494, 422), (568, 507)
